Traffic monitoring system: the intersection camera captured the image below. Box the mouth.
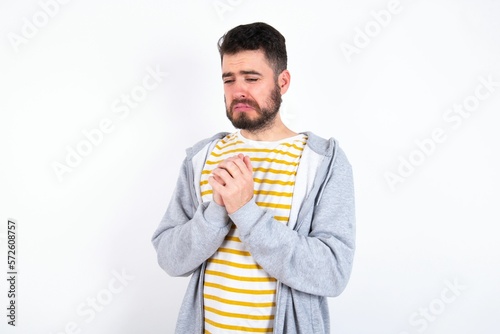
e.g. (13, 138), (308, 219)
(233, 103), (254, 112)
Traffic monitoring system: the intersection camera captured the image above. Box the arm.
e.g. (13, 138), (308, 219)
(229, 148), (355, 297)
(151, 157), (232, 277)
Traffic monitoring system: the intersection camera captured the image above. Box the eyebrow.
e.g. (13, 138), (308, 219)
(222, 70), (263, 78)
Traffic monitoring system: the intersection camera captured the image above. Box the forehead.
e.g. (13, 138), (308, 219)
(221, 50), (273, 74)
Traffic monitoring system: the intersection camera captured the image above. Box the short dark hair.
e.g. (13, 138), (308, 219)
(218, 22), (287, 76)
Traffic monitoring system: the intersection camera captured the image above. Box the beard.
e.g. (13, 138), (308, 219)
(225, 84), (282, 132)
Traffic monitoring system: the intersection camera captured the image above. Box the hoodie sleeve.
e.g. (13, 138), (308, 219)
(229, 147), (355, 297)
(151, 157), (232, 277)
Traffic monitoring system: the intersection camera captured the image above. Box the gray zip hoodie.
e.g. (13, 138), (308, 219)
(152, 131), (355, 333)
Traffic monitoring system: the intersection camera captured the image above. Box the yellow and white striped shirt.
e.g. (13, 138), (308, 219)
(201, 131), (307, 333)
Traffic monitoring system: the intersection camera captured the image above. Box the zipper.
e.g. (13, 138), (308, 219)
(314, 138), (337, 208)
(293, 139), (337, 232)
(186, 156), (199, 213)
(184, 148), (205, 333)
(187, 137), (221, 212)
(188, 138), (222, 333)
(198, 262), (207, 333)
(273, 281), (281, 334)
(273, 138), (337, 332)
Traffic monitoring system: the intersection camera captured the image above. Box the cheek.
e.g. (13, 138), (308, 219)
(254, 90), (270, 105)
(224, 88), (234, 101)
(224, 96), (232, 109)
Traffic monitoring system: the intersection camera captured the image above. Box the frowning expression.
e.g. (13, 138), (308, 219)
(222, 49), (286, 132)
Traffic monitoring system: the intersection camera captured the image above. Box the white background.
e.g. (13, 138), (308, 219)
(1, 0), (499, 333)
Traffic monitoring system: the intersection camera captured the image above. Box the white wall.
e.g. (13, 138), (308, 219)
(1, 0), (499, 333)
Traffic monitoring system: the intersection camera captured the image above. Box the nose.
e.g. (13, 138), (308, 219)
(231, 79), (248, 99)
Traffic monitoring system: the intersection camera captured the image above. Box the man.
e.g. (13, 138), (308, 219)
(152, 22), (355, 334)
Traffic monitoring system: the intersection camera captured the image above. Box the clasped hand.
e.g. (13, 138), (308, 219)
(208, 153), (254, 214)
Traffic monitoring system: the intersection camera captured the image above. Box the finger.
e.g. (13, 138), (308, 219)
(218, 159), (243, 178)
(211, 167), (233, 184)
(228, 157), (252, 177)
(243, 155), (253, 172)
(224, 155), (245, 165)
(208, 175), (225, 191)
(209, 173), (225, 186)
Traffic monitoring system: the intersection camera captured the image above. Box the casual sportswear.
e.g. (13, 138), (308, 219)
(152, 131), (356, 334)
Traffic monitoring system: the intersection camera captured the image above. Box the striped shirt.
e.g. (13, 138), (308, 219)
(201, 131), (307, 333)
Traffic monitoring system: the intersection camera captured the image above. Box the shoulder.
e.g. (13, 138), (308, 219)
(302, 131), (337, 157)
(302, 131), (352, 168)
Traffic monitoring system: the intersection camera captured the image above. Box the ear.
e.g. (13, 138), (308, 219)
(278, 69), (291, 95)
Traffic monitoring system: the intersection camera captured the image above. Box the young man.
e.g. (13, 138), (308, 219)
(152, 22), (355, 334)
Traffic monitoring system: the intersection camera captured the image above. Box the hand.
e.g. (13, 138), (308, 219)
(210, 173), (225, 207)
(208, 154), (254, 214)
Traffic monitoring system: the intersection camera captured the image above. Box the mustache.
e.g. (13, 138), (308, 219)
(230, 98), (260, 111)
